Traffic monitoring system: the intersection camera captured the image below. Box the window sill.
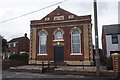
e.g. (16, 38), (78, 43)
(70, 53), (82, 55)
(37, 54), (48, 56)
(53, 39), (64, 42)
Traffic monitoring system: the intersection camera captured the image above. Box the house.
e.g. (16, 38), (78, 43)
(102, 24), (120, 60)
(29, 6), (93, 65)
(5, 33), (29, 59)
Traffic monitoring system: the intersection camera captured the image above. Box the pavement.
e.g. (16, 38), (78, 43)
(2, 69), (119, 80)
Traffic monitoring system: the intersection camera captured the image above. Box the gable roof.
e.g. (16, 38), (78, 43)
(103, 24), (120, 35)
(8, 37), (25, 43)
(31, 6), (91, 24)
(8, 33), (29, 43)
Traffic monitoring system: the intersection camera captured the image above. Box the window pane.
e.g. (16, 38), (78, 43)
(72, 44), (80, 53)
(55, 30), (63, 40)
(40, 45), (46, 54)
(112, 38), (118, 43)
(40, 32), (46, 36)
(71, 29), (81, 54)
(112, 35), (117, 38)
(40, 37), (46, 45)
(72, 35), (80, 43)
(112, 35), (118, 44)
(40, 31), (47, 54)
(72, 29), (80, 34)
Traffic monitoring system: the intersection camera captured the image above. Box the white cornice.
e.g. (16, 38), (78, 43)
(31, 19), (91, 26)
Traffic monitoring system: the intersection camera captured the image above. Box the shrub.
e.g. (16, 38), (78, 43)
(9, 53), (20, 60)
(107, 56), (113, 70)
(9, 53), (29, 60)
(20, 53), (29, 60)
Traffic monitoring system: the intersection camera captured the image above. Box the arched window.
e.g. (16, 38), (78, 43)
(39, 31), (47, 54)
(54, 30), (63, 40)
(71, 29), (81, 54)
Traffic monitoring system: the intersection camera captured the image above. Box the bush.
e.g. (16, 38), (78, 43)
(20, 53), (29, 60)
(107, 56), (113, 70)
(9, 53), (20, 60)
(9, 53), (29, 61)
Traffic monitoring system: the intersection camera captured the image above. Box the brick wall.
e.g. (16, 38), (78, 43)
(2, 60), (28, 69)
(18, 37), (29, 52)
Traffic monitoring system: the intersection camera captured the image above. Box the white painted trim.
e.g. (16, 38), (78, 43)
(31, 19), (91, 25)
(70, 53), (82, 55)
(53, 39), (64, 42)
(37, 54), (48, 56)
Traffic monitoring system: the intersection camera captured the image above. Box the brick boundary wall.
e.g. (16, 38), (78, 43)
(2, 60), (28, 69)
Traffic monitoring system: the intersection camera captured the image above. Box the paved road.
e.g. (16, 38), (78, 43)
(2, 69), (119, 80)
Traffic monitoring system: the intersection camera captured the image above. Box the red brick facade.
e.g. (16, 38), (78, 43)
(29, 7), (93, 65)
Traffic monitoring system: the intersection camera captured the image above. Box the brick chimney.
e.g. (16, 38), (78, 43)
(25, 33), (27, 37)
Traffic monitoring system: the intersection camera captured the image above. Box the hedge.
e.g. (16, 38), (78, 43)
(9, 53), (29, 60)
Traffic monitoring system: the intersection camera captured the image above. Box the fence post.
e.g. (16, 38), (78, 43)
(42, 61), (44, 73)
(111, 53), (120, 77)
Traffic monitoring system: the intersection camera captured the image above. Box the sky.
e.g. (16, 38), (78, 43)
(0, 0), (119, 48)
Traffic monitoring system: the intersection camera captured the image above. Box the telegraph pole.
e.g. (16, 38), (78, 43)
(93, 0), (100, 76)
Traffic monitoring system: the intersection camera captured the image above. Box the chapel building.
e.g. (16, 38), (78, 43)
(29, 6), (93, 65)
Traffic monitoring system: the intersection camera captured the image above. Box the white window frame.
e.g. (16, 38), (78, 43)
(13, 42), (16, 47)
(71, 29), (82, 55)
(38, 31), (47, 56)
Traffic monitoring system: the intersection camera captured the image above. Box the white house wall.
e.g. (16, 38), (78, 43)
(106, 34), (120, 57)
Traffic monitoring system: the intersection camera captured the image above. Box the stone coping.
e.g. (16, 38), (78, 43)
(54, 66), (112, 72)
(9, 65), (113, 72)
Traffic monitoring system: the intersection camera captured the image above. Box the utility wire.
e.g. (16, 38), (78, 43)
(0, 0), (68, 23)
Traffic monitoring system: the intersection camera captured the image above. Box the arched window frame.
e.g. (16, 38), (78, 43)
(38, 31), (47, 55)
(53, 30), (64, 41)
(71, 29), (82, 55)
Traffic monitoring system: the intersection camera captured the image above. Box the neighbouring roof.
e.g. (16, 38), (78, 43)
(8, 37), (25, 43)
(103, 24), (120, 35)
(8, 33), (28, 43)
